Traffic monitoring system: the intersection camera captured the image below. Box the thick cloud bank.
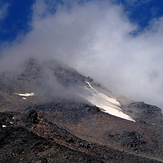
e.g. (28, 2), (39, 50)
(0, 0), (163, 108)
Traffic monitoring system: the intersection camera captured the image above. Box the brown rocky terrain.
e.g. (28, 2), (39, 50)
(0, 58), (163, 162)
(0, 110), (162, 163)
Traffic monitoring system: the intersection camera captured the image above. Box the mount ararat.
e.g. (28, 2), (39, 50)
(0, 58), (163, 163)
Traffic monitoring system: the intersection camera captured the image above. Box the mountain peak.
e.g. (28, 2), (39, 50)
(0, 58), (163, 162)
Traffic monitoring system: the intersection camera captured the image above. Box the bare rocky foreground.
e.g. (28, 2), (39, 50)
(0, 110), (162, 163)
(0, 58), (163, 162)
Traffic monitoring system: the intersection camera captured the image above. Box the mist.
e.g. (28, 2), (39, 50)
(0, 0), (163, 109)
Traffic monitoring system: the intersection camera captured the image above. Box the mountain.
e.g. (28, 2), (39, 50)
(0, 58), (163, 163)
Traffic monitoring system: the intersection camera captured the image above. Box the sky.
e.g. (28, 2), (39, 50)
(0, 0), (163, 108)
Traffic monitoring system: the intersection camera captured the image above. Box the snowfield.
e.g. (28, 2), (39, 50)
(82, 82), (135, 122)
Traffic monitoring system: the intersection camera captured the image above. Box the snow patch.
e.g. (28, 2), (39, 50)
(14, 93), (35, 97)
(82, 81), (135, 122)
(14, 92), (35, 99)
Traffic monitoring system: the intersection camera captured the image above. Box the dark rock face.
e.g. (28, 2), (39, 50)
(128, 102), (162, 117)
(26, 109), (39, 124)
(127, 102), (162, 125)
(90, 106), (100, 114)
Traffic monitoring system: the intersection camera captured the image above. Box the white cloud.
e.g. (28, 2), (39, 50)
(0, 0), (163, 109)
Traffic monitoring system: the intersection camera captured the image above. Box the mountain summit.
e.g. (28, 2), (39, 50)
(0, 58), (163, 163)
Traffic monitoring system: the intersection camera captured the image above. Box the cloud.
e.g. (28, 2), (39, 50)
(0, 0), (163, 109)
(0, 3), (9, 21)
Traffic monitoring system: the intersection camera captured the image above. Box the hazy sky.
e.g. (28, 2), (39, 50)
(0, 0), (163, 108)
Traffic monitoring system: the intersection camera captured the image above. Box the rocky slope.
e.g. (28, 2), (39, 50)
(0, 111), (162, 163)
(0, 58), (163, 162)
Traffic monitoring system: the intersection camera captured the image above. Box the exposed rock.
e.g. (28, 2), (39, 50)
(26, 109), (39, 124)
(0, 111), (162, 163)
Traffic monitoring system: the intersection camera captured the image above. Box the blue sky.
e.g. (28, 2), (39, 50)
(117, 0), (163, 28)
(0, 0), (33, 43)
(0, 0), (163, 108)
